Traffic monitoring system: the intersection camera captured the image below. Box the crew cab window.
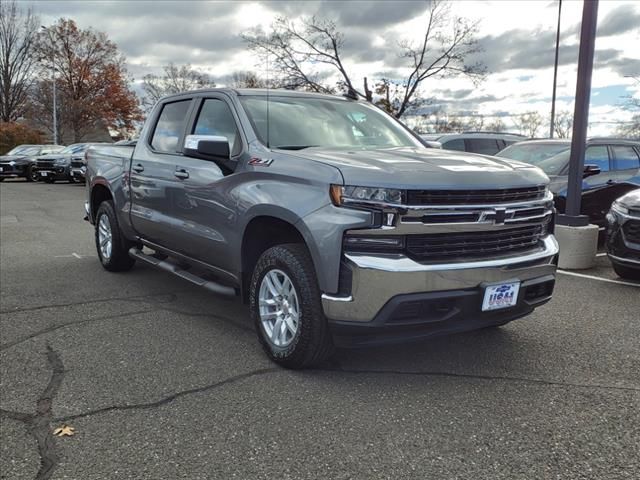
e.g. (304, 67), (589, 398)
(193, 99), (241, 156)
(151, 100), (191, 153)
(585, 146), (609, 172)
(466, 138), (501, 155)
(442, 139), (465, 151)
(611, 145), (640, 170)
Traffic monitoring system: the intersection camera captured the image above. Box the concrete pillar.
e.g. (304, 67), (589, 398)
(555, 224), (599, 269)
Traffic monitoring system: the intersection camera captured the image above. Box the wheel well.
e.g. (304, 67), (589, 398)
(91, 184), (112, 219)
(241, 216), (306, 302)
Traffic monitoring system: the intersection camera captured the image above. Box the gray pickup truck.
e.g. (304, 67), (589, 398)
(85, 89), (558, 368)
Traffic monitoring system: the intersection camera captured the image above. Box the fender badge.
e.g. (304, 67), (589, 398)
(249, 157), (274, 167)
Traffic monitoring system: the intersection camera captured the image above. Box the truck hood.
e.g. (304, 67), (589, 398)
(292, 146), (549, 189)
(0, 155), (31, 163)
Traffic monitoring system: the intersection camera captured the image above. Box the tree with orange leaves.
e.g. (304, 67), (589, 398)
(34, 19), (141, 141)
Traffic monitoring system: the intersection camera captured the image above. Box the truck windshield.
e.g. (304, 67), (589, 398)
(239, 95), (421, 150)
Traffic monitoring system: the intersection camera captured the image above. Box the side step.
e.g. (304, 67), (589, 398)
(128, 248), (236, 297)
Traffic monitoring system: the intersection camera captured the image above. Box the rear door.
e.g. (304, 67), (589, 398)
(129, 98), (195, 246)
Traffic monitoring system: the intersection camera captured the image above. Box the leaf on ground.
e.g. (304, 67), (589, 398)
(53, 425), (75, 437)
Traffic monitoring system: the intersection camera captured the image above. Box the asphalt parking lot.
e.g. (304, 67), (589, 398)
(1, 179), (639, 480)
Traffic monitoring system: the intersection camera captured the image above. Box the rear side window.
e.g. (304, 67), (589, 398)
(611, 145), (640, 170)
(442, 139), (465, 151)
(193, 99), (242, 156)
(151, 100), (191, 153)
(585, 146), (609, 172)
(466, 138), (501, 155)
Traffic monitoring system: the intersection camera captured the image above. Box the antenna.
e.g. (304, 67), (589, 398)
(266, 52), (270, 148)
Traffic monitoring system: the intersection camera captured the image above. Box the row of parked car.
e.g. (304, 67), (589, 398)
(0, 142), (112, 183)
(1, 131), (639, 279)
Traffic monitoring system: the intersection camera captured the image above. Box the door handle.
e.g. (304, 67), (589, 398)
(132, 163), (144, 173)
(174, 169), (189, 179)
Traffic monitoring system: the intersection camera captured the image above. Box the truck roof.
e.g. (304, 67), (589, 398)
(160, 88), (357, 102)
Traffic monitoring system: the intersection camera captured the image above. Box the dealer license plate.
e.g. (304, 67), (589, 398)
(41, 171), (48, 176)
(482, 282), (520, 311)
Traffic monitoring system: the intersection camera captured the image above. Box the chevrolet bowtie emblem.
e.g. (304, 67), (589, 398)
(494, 208), (506, 224)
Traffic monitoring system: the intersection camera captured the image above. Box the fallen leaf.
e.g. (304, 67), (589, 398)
(53, 425), (75, 437)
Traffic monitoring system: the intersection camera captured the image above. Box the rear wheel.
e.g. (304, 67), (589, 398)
(95, 201), (136, 272)
(249, 244), (334, 369)
(612, 262), (640, 280)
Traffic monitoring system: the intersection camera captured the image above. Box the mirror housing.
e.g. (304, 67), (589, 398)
(583, 164), (601, 178)
(183, 135), (230, 160)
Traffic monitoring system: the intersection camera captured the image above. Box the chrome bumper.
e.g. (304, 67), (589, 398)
(322, 235), (559, 322)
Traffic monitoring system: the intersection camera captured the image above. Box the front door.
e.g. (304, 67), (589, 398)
(159, 96), (245, 273)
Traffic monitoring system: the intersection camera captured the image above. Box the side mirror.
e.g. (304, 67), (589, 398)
(583, 164), (601, 178)
(183, 135), (230, 160)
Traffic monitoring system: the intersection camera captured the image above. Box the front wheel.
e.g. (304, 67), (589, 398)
(26, 165), (38, 182)
(95, 201), (136, 272)
(249, 244), (334, 369)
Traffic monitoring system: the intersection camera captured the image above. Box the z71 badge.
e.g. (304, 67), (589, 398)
(249, 157), (274, 167)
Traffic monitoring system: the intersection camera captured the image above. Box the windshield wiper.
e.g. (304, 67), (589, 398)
(273, 145), (319, 150)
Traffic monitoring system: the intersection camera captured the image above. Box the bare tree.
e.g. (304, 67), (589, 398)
(553, 110), (573, 138)
(486, 118), (506, 132)
(513, 111), (543, 138)
(243, 0), (484, 118)
(141, 63), (215, 111)
(227, 71), (268, 88)
(0, 0), (39, 122)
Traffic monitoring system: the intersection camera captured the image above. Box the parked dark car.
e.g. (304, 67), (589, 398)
(420, 132), (527, 155)
(35, 143), (110, 183)
(606, 189), (640, 280)
(495, 139), (571, 165)
(0, 144), (65, 182)
(535, 139), (640, 228)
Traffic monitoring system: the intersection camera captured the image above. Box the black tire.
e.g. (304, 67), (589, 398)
(26, 165), (37, 182)
(95, 200), (136, 272)
(612, 262), (640, 280)
(249, 243), (334, 369)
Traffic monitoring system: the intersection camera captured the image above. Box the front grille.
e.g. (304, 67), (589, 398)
(71, 159), (84, 168)
(407, 186), (546, 205)
(36, 159), (54, 168)
(623, 220), (640, 243)
(405, 225), (545, 262)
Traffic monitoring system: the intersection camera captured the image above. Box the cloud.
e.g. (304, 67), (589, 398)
(598, 4), (640, 36)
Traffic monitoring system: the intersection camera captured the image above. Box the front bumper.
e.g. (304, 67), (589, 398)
(606, 210), (640, 270)
(35, 165), (70, 179)
(323, 235), (559, 346)
(71, 167), (86, 180)
(0, 163), (27, 178)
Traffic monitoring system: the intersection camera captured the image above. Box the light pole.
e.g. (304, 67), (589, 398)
(550, 0), (562, 138)
(41, 25), (57, 145)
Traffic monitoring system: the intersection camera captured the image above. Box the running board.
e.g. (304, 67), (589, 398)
(128, 248), (236, 297)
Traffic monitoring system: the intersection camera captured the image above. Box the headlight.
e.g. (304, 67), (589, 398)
(8, 161), (15, 166)
(54, 158), (69, 166)
(330, 185), (404, 206)
(611, 201), (629, 216)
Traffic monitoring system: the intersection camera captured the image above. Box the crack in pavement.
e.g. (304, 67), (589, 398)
(1, 305), (251, 353)
(55, 368), (279, 422)
(318, 367), (640, 393)
(0, 345), (65, 480)
(0, 308), (159, 352)
(0, 291), (184, 315)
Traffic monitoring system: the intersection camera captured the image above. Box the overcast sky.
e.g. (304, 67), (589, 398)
(26, 0), (640, 135)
